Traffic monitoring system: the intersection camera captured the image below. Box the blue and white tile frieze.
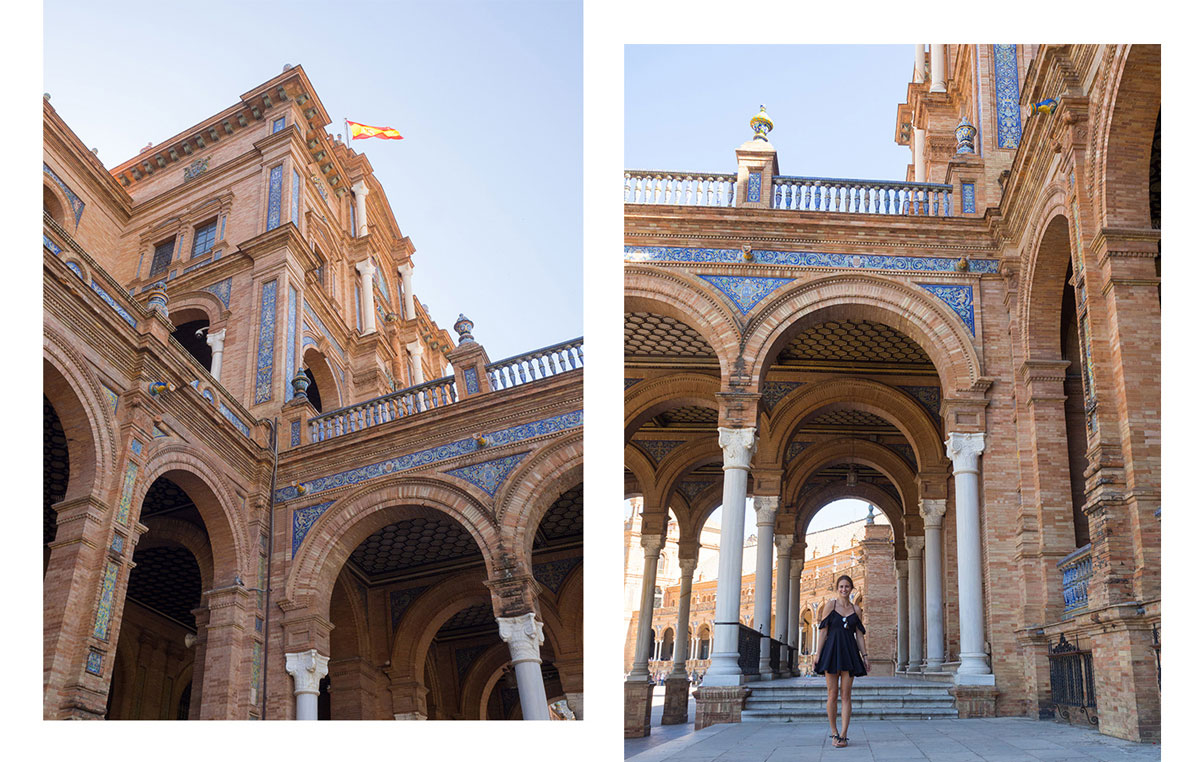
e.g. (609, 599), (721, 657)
(635, 439), (685, 464)
(993, 45), (1023, 149)
(202, 277), (233, 309)
(90, 280), (138, 327)
(285, 286), (298, 401)
(219, 402), (251, 438)
(274, 410), (583, 502)
(43, 163), (85, 227)
(44, 234), (64, 256)
(699, 275), (794, 314)
(898, 385), (942, 420)
(624, 378), (642, 390)
(919, 283), (976, 336)
(291, 499), (335, 554)
(626, 246), (999, 274)
(302, 300), (347, 360)
(463, 367), (480, 394)
(446, 453), (527, 497)
(747, 172), (762, 203)
(961, 182), (976, 214)
(254, 280), (277, 404)
(266, 165), (283, 231)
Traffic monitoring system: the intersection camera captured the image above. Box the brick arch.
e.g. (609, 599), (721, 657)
(301, 345), (344, 410)
(284, 475), (499, 620)
(639, 437), (722, 535)
(329, 573), (370, 664)
(760, 378), (944, 474)
(784, 438), (918, 527)
(495, 431), (583, 567)
(624, 445), (655, 499)
(139, 516), (216, 591)
(134, 445), (249, 587)
(741, 274), (981, 394)
(1020, 205), (1074, 362)
(625, 266), (741, 381)
(167, 290), (229, 328)
(459, 642), (511, 720)
(794, 482), (908, 559)
(553, 561), (583, 642)
(624, 372), (721, 442)
(43, 335), (118, 502)
(388, 571), (494, 691)
(43, 178), (73, 229)
(682, 483), (727, 545)
(1095, 44), (1160, 229)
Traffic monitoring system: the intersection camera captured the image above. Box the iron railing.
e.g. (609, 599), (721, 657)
(1048, 634), (1098, 725)
(736, 624), (762, 676)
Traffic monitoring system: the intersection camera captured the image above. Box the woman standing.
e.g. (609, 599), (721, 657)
(813, 575), (869, 748)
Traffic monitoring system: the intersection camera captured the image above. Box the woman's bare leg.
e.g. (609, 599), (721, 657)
(825, 672), (839, 737)
(839, 671), (854, 740)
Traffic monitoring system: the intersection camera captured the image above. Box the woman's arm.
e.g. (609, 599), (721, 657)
(854, 605), (869, 673)
(813, 600), (831, 656)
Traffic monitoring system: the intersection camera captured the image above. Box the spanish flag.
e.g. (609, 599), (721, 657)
(347, 120), (403, 141)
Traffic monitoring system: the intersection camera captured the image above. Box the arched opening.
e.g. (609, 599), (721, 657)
(44, 183), (66, 227)
(303, 368), (322, 412)
(43, 395), (69, 575)
(1061, 261), (1091, 547)
(660, 626), (675, 663)
(169, 310), (213, 372)
(302, 347), (340, 414)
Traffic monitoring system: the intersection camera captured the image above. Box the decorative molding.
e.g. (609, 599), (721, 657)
(266, 165), (283, 231)
(254, 280), (277, 404)
(116, 461), (138, 526)
(100, 384), (119, 413)
(624, 377), (642, 390)
(898, 385), (941, 419)
(532, 556), (582, 595)
(43, 163), (85, 227)
(676, 480), (714, 501)
(785, 440), (812, 464)
(92, 561), (119, 639)
(761, 380), (803, 410)
(291, 499), (336, 554)
(698, 274), (793, 314)
(454, 644), (491, 680)
(919, 283), (976, 336)
(445, 453), (527, 497)
(993, 45), (1023, 149)
(390, 586), (431, 630)
(626, 245), (1000, 274)
(90, 279), (137, 327)
(961, 182), (976, 214)
(635, 439), (685, 464)
(183, 157), (210, 183)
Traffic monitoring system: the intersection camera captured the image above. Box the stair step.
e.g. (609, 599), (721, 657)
(739, 682), (957, 722)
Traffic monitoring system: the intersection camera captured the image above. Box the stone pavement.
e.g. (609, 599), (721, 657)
(626, 711), (1162, 761)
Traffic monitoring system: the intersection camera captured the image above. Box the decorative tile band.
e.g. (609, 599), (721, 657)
(898, 385), (941, 420)
(86, 650), (103, 675)
(291, 420), (301, 447)
(152, 425), (168, 438)
(286, 285), (298, 402)
(90, 279), (138, 328)
(272, 117), (286, 134)
(101, 384), (119, 413)
(747, 172), (762, 203)
(390, 586), (431, 630)
(44, 234), (64, 255)
(65, 261), (84, 280)
(130, 438), (143, 455)
(92, 561), (120, 640)
(291, 169), (301, 226)
(993, 45), (1023, 149)
(624, 378), (642, 390)
(291, 499), (336, 554)
(266, 165), (283, 231)
(533, 556), (582, 594)
(219, 402), (251, 438)
(254, 280), (277, 404)
(761, 380), (804, 410)
(302, 300), (347, 360)
(446, 453), (528, 497)
(626, 246), (1000, 273)
(274, 410), (583, 502)
(110, 534), (124, 554)
(785, 440), (813, 464)
(116, 461), (138, 526)
(43, 163), (85, 227)
(463, 367), (480, 394)
(919, 283), (975, 336)
(183, 256), (212, 274)
(698, 274), (794, 314)
(635, 439), (685, 464)
(676, 480), (714, 501)
(961, 182), (976, 214)
(250, 641), (263, 708)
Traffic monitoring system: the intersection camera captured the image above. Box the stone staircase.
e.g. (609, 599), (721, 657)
(742, 676), (958, 722)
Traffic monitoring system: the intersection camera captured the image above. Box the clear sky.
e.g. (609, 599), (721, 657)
(43, 0), (582, 361)
(626, 45), (914, 181)
(704, 498), (877, 538)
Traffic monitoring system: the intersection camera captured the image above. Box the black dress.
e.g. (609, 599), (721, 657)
(813, 605), (867, 677)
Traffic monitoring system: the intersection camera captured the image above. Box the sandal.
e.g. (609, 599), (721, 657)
(833, 735), (847, 748)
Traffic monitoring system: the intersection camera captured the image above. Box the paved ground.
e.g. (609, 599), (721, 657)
(626, 689), (1161, 761)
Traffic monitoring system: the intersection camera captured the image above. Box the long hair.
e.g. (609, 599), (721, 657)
(835, 574), (855, 590)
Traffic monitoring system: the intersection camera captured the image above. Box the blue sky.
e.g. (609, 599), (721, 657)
(43, 0), (583, 361)
(626, 45), (914, 181)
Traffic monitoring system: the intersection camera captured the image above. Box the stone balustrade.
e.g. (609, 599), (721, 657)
(624, 171), (737, 207)
(486, 337), (583, 391)
(1058, 543), (1093, 619)
(773, 175), (953, 216)
(309, 375), (458, 442)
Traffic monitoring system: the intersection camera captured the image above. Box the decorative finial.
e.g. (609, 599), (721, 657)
(866, 504), (876, 525)
(750, 105), (774, 141)
(291, 371), (310, 400)
(282, 63), (293, 72)
(43, 92), (51, 101)
(955, 116), (977, 154)
(454, 313), (475, 344)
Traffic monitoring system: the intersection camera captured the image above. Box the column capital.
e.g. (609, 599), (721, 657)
(774, 533), (794, 553)
(355, 258), (377, 277)
(497, 612), (544, 664)
(285, 649), (330, 695)
(905, 535), (925, 556)
(718, 426), (757, 470)
(641, 533), (664, 556)
(205, 327), (226, 350)
(678, 556), (698, 576)
(351, 179), (370, 197)
(946, 432), (986, 473)
(895, 560), (909, 579)
(754, 496), (777, 525)
(406, 340), (425, 357)
(920, 498), (948, 528)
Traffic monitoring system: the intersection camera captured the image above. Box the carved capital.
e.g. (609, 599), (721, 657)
(641, 533), (664, 557)
(355, 259), (377, 278)
(678, 556), (698, 576)
(905, 535), (925, 556)
(285, 649), (330, 695)
(774, 533), (794, 554)
(895, 560), (909, 579)
(753, 495), (778, 525)
(717, 426), (757, 470)
(205, 327), (226, 352)
(497, 612), (544, 664)
(920, 498), (947, 528)
(946, 432), (986, 474)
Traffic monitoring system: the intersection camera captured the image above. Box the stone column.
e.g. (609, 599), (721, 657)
(914, 44), (926, 83)
(498, 612), (551, 720)
(914, 128), (927, 183)
(662, 556), (697, 725)
(773, 534), (793, 676)
(705, 427), (757, 686)
(355, 259), (377, 334)
(406, 341), (425, 385)
(905, 535), (925, 672)
(753, 499), (777, 678)
(286, 649), (329, 720)
(922, 499), (948, 672)
(787, 557), (802, 675)
(895, 560), (909, 676)
(205, 328), (226, 383)
(397, 262), (415, 319)
(930, 44), (946, 92)
(351, 179), (369, 237)
(627, 534), (664, 682)
(946, 432), (993, 683)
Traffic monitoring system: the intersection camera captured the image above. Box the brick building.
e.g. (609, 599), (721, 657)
(624, 44), (1158, 741)
(43, 65), (583, 720)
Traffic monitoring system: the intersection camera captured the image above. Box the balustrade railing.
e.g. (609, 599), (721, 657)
(1048, 634), (1098, 725)
(486, 337), (583, 391)
(736, 624), (762, 676)
(624, 171), (737, 207)
(309, 375), (458, 442)
(1058, 544), (1093, 619)
(773, 176), (953, 217)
